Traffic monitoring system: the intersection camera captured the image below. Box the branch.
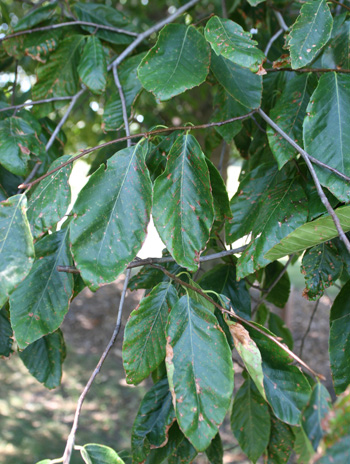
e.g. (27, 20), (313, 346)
(0, 20), (138, 43)
(62, 269), (131, 464)
(258, 108), (350, 254)
(266, 67), (350, 74)
(264, 28), (283, 57)
(329, 0), (350, 12)
(57, 246), (248, 274)
(152, 264), (325, 380)
(0, 96), (73, 113)
(108, 0), (200, 70)
(18, 111), (257, 189)
(299, 299), (320, 358)
(274, 10), (289, 32)
(112, 64), (131, 147)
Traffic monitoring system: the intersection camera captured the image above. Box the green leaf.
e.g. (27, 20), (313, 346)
(287, 0), (333, 69)
(317, 435), (350, 463)
(123, 282), (178, 385)
(131, 378), (175, 463)
(302, 382), (331, 450)
(329, 280), (350, 394)
(19, 329), (66, 389)
(205, 159), (232, 222)
(128, 259), (182, 291)
(80, 444), (125, 464)
(265, 205), (350, 261)
(205, 433), (223, 464)
(168, 436), (197, 464)
(166, 295), (234, 451)
(205, 16), (265, 72)
(0, 194), (34, 307)
(103, 53), (145, 131)
(267, 73), (314, 169)
(268, 313), (294, 350)
(301, 241), (343, 300)
(32, 35), (85, 101)
(13, 2), (57, 31)
(73, 2), (134, 45)
(0, 116), (44, 176)
(138, 24), (210, 101)
(246, 0), (266, 5)
(153, 134), (214, 272)
(211, 86), (243, 142)
(0, 307), (13, 356)
(231, 378), (270, 463)
(267, 416), (295, 463)
(293, 426), (315, 464)
(199, 264), (251, 320)
(210, 53), (262, 111)
(10, 228), (73, 348)
(70, 141), (152, 290)
(321, 19), (350, 70)
(78, 36), (107, 94)
(27, 155), (72, 239)
(263, 261), (291, 309)
(303, 73), (350, 202)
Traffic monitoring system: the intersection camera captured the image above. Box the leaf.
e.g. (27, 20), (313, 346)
(138, 24), (210, 101)
(123, 282), (178, 385)
(80, 444), (125, 464)
(166, 295), (234, 451)
(78, 36), (107, 94)
(302, 382), (331, 450)
(321, 19), (350, 70)
(32, 35), (85, 101)
(329, 280), (350, 394)
(199, 264), (251, 320)
(0, 307), (13, 357)
(211, 86), (243, 142)
(246, 0), (266, 5)
(265, 204), (350, 261)
(19, 329), (66, 389)
(231, 378), (270, 463)
(205, 159), (232, 222)
(13, 2), (57, 31)
(287, 0), (333, 69)
(293, 426), (315, 464)
(10, 228), (74, 349)
(70, 141), (152, 290)
(303, 73), (350, 202)
(0, 116), (44, 176)
(316, 435), (350, 463)
(267, 73), (314, 169)
(0, 194), (34, 307)
(27, 155), (72, 239)
(168, 436), (197, 464)
(103, 53), (145, 131)
(210, 53), (262, 111)
(264, 261), (291, 309)
(128, 260), (182, 291)
(73, 2), (134, 45)
(205, 16), (265, 72)
(267, 416), (295, 464)
(205, 433), (223, 464)
(301, 241), (343, 300)
(268, 313), (294, 350)
(237, 176), (308, 279)
(131, 378), (176, 463)
(153, 134), (214, 272)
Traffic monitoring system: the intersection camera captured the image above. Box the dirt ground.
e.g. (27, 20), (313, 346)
(0, 271), (334, 464)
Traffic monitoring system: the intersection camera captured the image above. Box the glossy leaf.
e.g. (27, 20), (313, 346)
(131, 378), (175, 463)
(321, 19), (350, 70)
(329, 280), (350, 394)
(153, 134), (214, 272)
(166, 295), (234, 451)
(123, 282), (178, 385)
(211, 86), (243, 142)
(267, 73), (314, 169)
(80, 444), (125, 464)
(293, 427), (315, 464)
(205, 159), (232, 223)
(263, 261), (291, 309)
(167, 435), (197, 464)
(231, 378), (270, 463)
(304, 73), (350, 202)
(128, 260), (182, 291)
(267, 416), (295, 463)
(268, 313), (294, 350)
(302, 382), (331, 450)
(265, 204), (350, 261)
(70, 141), (152, 290)
(301, 241), (343, 300)
(0, 194), (34, 307)
(316, 436), (350, 463)
(287, 0), (333, 69)
(27, 155), (72, 239)
(19, 329), (66, 389)
(0, 116), (44, 176)
(205, 433), (223, 464)
(13, 2), (57, 31)
(103, 53), (145, 131)
(10, 228), (73, 349)
(211, 53), (262, 111)
(138, 24), (210, 101)
(0, 307), (13, 356)
(205, 16), (265, 71)
(78, 36), (107, 94)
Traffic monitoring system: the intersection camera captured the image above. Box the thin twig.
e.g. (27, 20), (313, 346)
(0, 20), (138, 43)
(112, 65), (131, 146)
(299, 300), (320, 357)
(221, 0), (228, 18)
(329, 0), (350, 12)
(264, 28), (283, 57)
(258, 108), (350, 254)
(108, 0), (200, 70)
(152, 264), (325, 380)
(0, 96), (73, 113)
(274, 10), (289, 32)
(57, 246), (248, 274)
(62, 269), (131, 464)
(266, 67), (350, 74)
(18, 111), (257, 189)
